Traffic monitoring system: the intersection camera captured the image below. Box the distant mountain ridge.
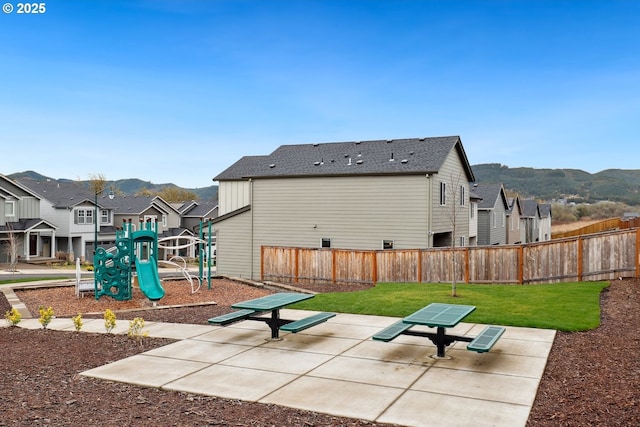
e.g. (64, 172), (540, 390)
(472, 164), (640, 205)
(7, 170), (218, 202)
(9, 165), (640, 205)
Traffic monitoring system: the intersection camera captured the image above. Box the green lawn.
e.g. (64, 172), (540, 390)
(0, 277), (67, 286)
(291, 281), (610, 331)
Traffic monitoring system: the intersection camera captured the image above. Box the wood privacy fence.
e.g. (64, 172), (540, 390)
(261, 228), (640, 285)
(552, 217), (640, 239)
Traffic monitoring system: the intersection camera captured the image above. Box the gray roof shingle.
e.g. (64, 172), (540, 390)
(214, 136), (475, 181)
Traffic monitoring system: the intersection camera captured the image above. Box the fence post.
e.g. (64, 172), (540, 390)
(577, 237), (583, 282)
(372, 251), (377, 284)
(294, 247), (299, 284)
(464, 247), (470, 284)
(331, 249), (336, 284)
(518, 245), (524, 284)
(260, 246), (264, 281)
(417, 250), (423, 283)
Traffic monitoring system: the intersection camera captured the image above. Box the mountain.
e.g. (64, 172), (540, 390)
(472, 164), (640, 205)
(10, 166), (640, 205)
(7, 171), (218, 202)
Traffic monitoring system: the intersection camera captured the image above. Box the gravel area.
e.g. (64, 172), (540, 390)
(1, 276), (639, 426)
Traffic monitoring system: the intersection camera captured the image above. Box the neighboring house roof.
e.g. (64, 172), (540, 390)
(180, 201), (218, 219)
(17, 178), (98, 208)
(507, 196), (523, 215)
(103, 194), (178, 216)
(159, 227), (194, 238)
(521, 199), (541, 218)
(0, 218), (57, 233)
(473, 183), (508, 210)
(214, 136), (475, 182)
(1, 175), (43, 200)
(538, 203), (552, 218)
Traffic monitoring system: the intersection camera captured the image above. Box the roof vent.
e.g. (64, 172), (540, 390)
(387, 139), (392, 143)
(269, 164), (276, 168)
(314, 161), (320, 166)
(313, 143), (319, 146)
(347, 157), (352, 166)
(356, 159), (363, 165)
(389, 152), (395, 162)
(355, 141), (361, 145)
(419, 137), (425, 141)
(401, 159), (408, 164)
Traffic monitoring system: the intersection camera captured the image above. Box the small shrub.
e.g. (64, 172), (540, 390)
(104, 309), (116, 333)
(127, 317), (148, 345)
(72, 313), (83, 332)
(38, 306), (55, 329)
(4, 307), (22, 326)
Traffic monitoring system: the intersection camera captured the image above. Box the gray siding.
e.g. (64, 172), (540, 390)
(219, 181), (251, 215)
(431, 150), (471, 245)
(215, 209), (252, 278)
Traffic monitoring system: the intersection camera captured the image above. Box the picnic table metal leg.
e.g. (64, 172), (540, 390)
(269, 309), (280, 339)
(436, 327), (446, 358)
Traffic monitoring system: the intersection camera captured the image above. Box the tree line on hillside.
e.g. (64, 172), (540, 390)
(473, 163), (640, 205)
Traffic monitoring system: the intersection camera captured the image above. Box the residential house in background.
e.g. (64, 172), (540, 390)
(15, 178), (196, 261)
(213, 136), (476, 280)
(15, 178), (117, 261)
(538, 203), (552, 242)
(173, 200), (218, 259)
(506, 196), (525, 244)
(473, 182), (509, 246)
(468, 191), (481, 246)
(521, 199), (542, 243)
(0, 175), (57, 263)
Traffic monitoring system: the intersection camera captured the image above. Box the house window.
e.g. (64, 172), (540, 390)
(321, 238), (331, 248)
(440, 182), (446, 205)
(162, 214), (167, 227)
(459, 186), (465, 206)
(492, 212), (497, 228)
(74, 208), (94, 225)
(5, 200), (15, 217)
(100, 209), (110, 225)
(459, 236), (465, 246)
(470, 203), (475, 219)
(382, 240), (394, 250)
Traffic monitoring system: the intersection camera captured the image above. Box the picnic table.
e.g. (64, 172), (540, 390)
(208, 293), (335, 339)
(373, 303), (505, 357)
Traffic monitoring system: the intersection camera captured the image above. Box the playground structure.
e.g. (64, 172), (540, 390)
(93, 218), (215, 302)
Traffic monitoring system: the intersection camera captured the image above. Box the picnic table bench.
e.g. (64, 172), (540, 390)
(372, 303), (505, 357)
(208, 293), (335, 339)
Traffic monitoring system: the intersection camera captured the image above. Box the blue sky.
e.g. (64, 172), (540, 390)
(1, 0), (638, 188)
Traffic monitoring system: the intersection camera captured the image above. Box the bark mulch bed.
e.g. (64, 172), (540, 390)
(1, 277), (639, 426)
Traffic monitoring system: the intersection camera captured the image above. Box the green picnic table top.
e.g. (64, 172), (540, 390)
(403, 303), (476, 328)
(232, 292), (314, 311)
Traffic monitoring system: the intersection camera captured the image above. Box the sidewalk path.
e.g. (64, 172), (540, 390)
(13, 311), (556, 427)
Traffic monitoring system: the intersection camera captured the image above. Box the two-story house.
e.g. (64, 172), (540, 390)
(1, 175), (57, 264)
(212, 136), (476, 280)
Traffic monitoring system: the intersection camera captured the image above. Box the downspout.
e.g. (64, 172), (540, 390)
(249, 178), (254, 280)
(426, 174), (432, 248)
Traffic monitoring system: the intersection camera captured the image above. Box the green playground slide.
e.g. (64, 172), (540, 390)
(136, 257), (165, 301)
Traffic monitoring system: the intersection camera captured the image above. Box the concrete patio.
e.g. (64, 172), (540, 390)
(17, 310), (555, 427)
